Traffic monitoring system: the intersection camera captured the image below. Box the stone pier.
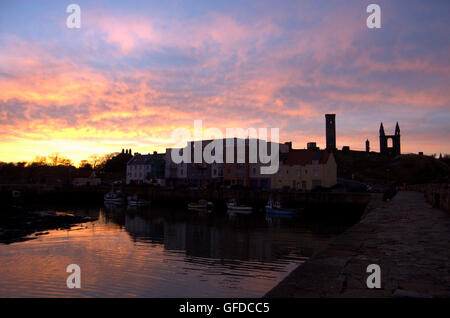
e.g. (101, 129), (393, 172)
(265, 191), (450, 298)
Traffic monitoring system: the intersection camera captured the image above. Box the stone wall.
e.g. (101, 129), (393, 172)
(407, 183), (450, 212)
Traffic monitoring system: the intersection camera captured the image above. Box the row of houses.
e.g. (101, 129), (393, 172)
(126, 139), (337, 191)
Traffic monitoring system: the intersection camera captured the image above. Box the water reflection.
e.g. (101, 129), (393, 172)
(0, 204), (349, 297)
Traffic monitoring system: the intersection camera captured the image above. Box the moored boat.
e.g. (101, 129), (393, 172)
(265, 200), (299, 216)
(227, 199), (253, 214)
(127, 194), (150, 207)
(188, 199), (213, 211)
(104, 191), (124, 204)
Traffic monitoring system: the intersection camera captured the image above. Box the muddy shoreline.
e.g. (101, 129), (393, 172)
(0, 205), (97, 244)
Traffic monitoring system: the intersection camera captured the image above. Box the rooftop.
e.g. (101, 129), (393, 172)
(283, 150), (330, 165)
(127, 153), (164, 165)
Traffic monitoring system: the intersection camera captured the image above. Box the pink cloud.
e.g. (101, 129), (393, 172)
(0, 5), (449, 163)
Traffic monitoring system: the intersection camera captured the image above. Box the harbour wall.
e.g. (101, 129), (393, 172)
(407, 183), (449, 212)
(265, 191), (450, 298)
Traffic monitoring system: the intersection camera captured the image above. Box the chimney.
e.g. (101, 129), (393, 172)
(284, 142), (292, 151)
(307, 142), (319, 151)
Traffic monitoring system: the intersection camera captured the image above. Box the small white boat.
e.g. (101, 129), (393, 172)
(127, 194), (150, 207)
(188, 199), (213, 211)
(227, 199), (252, 214)
(104, 191), (124, 204)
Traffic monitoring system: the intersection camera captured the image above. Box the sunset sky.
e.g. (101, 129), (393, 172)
(0, 0), (449, 164)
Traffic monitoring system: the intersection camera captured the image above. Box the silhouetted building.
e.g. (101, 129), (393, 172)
(307, 142), (319, 151)
(379, 122), (401, 156)
(325, 114), (336, 151)
(366, 139), (370, 153)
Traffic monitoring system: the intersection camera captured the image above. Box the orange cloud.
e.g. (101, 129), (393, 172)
(1, 4), (449, 164)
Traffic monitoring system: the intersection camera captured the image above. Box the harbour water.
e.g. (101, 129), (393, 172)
(0, 204), (351, 297)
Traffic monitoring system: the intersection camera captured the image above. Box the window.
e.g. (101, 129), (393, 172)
(296, 169), (300, 177)
(388, 138), (394, 148)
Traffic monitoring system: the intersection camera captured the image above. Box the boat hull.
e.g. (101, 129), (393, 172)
(227, 205), (253, 214)
(188, 200), (213, 211)
(188, 204), (208, 210)
(104, 190), (124, 204)
(265, 207), (298, 215)
(128, 201), (150, 207)
(104, 198), (123, 204)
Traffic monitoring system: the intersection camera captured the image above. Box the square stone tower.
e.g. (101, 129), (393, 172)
(325, 114), (336, 151)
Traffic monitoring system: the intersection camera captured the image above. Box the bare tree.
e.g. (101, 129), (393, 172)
(29, 156), (48, 166)
(47, 153), (73, 167)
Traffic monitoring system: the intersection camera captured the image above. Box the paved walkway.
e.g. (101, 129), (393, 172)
(266, 191), (450, 298)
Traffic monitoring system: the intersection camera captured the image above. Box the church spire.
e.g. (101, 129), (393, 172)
(395, 122), (400, 135)
(379, 122), (385, 136)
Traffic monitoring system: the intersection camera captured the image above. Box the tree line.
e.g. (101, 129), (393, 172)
(0, 151), (133, 184)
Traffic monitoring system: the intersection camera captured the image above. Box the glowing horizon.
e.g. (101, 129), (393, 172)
(1, 0), (449, 165)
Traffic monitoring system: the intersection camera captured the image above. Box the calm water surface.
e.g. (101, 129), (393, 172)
(0, 205), (349, 297)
